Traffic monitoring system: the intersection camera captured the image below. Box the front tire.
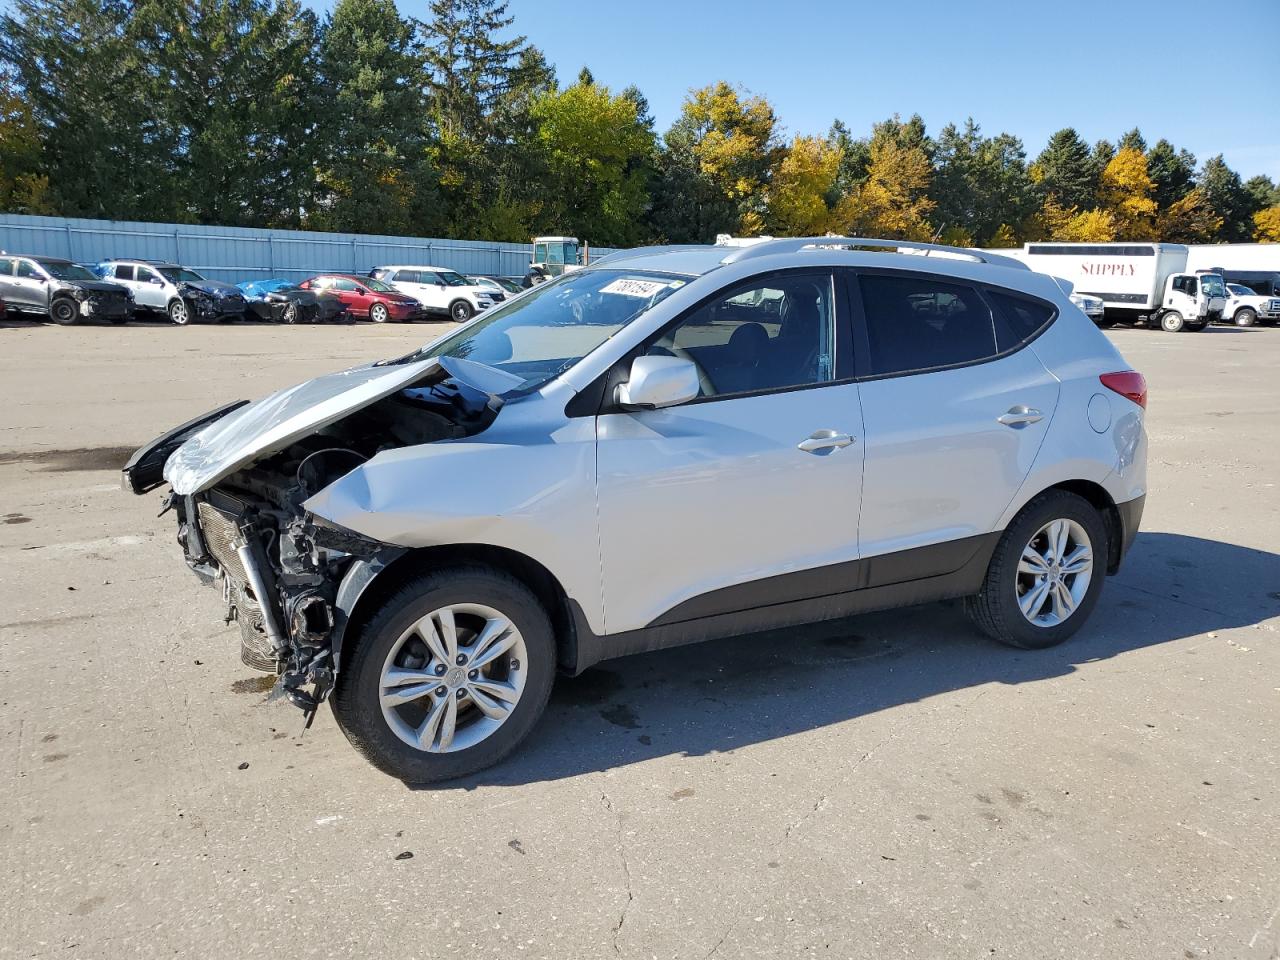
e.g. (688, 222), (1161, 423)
(167, 298), (190, 326)
(1235, 308), (1257, 328)
(450, 299), (474, 322)
(1160, 310), (1185, 333)
(965, 490), (1108, 650)
(369, 303), (389, 324)
(49, 298), (80, 325)
(332, 566), (556, 783)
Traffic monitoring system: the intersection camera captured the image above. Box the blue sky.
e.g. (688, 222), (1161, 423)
(433, 0), (1280, 181)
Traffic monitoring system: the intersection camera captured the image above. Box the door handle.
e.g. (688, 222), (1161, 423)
(997, 406), (1044, 427)
(797, 430), (855, 453)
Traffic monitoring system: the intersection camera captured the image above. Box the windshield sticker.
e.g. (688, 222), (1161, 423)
(600, 278), (671, 298)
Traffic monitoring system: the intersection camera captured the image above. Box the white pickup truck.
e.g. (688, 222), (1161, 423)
(1220, 282), (1280, 327)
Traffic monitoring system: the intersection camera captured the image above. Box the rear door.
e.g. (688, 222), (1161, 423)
(10, 259), (49, 311)
(848, 269), (1060, 563)
(0, 257), (16, 307)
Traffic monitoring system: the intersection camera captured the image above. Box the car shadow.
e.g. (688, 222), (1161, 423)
(425, 532), (1279, 789)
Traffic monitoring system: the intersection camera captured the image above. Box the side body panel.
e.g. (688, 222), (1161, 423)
(304, 385), (608, 634)
(594, 384), (865, 633)
(857, 347), (1060, 560)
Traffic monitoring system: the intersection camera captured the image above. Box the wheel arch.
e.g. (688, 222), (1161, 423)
(1028, 479), (1123, 575)
(333, 543), (580, 677)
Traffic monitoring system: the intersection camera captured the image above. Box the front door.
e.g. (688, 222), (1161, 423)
(849, 270), (1060, 562)
(132, 264), (168, 310)
(0, 256), (16, 307)
(595, 270), (864, 633)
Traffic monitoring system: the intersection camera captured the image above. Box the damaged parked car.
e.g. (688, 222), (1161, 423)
(95, 259), (246, 325)
(125, 237), (1148, 783)
(0, 254), (133, 324)
(236, 278), (352, 324)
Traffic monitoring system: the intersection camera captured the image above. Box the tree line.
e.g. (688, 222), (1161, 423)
(3, 0), (1279, 248)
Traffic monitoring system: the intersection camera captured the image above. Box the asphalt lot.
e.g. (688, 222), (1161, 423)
(1, 317), (1278, 959)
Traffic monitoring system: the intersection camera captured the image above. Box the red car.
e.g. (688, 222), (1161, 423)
(299, 274), (426, 323)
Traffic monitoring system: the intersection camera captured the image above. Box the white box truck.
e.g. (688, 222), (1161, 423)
(1021, 242), (1226, 332)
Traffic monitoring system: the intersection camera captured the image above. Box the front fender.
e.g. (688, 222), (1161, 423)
(303, 414), (604, 634)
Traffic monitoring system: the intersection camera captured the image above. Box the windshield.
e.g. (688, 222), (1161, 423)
(159, 266), (205, 283)
(404, 269), (687, 391)
(1200, 274), (1226, 297)
(40, 261), (98, 281)
(494, 277), (522, 293)
(364, 277), (397, 293)
(439, 271), (472, 287)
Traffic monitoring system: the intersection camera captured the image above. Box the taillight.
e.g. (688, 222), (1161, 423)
(1100, 371), (1147, 409)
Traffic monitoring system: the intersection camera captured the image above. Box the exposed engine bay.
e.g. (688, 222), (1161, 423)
(129, 365), (501, 718)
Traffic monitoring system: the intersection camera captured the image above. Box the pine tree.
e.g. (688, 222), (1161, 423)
(932, 119), (1033, 246)
(424, 0), (537, 237)
(132, 0), (325, 227)
(1146, 139), (1196, 210)
(1034, 129), (1095, 211)
(1117, 128), (1146, 153)
(1199, 154), (1253, 242)
(312, 0), (436, 235)
(0, 0), (160, 219)
(1244, 175), (1280, 212)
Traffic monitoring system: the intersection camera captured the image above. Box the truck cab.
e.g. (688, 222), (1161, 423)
(531, 237), (582, 278)
(1158, 271), (1226, 332)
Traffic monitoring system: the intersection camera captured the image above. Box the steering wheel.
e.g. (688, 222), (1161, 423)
(649, 339), (716, 396)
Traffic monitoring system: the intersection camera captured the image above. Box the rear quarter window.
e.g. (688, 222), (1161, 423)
(987, 291), (1057, 352)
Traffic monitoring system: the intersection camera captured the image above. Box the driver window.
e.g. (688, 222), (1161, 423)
(16, 260), (41, 279)
(648, 274), (835, 398)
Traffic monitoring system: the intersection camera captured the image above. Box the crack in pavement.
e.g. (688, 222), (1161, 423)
(601, 791), (633, 956)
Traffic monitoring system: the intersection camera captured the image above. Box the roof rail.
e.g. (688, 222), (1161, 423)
(717, 236), (1029, 271)
(588, 244), (718, 266)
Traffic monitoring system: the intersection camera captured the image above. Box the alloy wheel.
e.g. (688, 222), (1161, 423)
(379, 603), (526, 753)
(1015, 518), (1094, 628)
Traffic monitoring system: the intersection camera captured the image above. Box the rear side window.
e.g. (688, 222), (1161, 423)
(113, 264), (134, 281)
(988, 291), (1056, 351)
(858, 274), (998, 376)
(0, 257), (13, 275)
(395, 269), (421, 283)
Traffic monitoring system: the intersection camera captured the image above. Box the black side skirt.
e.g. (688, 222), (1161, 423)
(568, 532), (1001, 673)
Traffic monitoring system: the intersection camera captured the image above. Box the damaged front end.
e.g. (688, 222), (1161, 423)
(126, 356), (503, 718)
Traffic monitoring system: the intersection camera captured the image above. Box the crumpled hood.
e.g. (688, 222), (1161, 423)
(164, 356), (442, 495)
(60, 279), (129, 294)
(182, 279), (242, 297)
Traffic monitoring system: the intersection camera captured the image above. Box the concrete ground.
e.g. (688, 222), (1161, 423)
(1, 316), (1277, 960)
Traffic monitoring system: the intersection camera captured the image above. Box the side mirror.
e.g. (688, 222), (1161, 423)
(615, 355), (700, 410)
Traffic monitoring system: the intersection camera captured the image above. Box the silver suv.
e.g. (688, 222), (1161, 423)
(125, 237), (1148, 783)
(96, 259), (246, 324)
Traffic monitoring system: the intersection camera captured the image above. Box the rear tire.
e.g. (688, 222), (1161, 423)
(331, 565), (556, 784)
(1160, 310), (1185, 332)
(965, 490), (1109, 650)
(1234, 308), (1257, 328)
(49, 297), (79, 326)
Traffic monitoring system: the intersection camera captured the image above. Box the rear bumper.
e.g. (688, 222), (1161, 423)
(1114, 494), (1145, 570)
